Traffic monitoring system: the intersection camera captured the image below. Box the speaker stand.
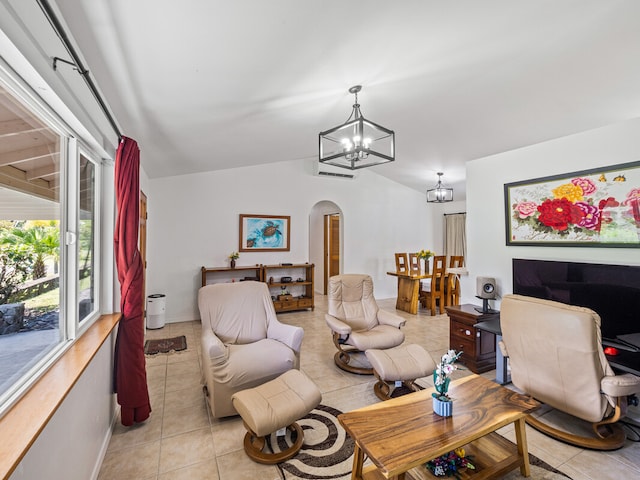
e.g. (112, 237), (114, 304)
(474, 297), (499, 314)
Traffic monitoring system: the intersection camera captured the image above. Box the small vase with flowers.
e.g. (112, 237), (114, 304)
(228, 251), (239, 268)
(417, 249), (435, 274)
(432, 349), (462, 417)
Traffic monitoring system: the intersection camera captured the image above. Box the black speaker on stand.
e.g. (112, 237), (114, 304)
(475, 277), (499, 314)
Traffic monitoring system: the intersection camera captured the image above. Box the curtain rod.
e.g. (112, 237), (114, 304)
(443, 212), (466, 216)
(37, 0), (122, 142)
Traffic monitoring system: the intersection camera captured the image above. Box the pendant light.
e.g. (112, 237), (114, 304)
(427, 172), (454, 203)
(319, 85), (395, 170)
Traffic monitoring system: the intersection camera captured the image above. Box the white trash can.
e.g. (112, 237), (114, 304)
(146, 294), (166, 329)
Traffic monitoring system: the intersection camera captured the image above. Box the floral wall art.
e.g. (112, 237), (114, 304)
(505, 161), (640, 247)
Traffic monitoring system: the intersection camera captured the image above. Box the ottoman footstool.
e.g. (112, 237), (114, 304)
(231, 369), (322, 464)
(365, 344), (436, 401)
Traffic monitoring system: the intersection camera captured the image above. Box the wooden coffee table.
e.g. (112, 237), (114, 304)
(338, 375), (540, 480)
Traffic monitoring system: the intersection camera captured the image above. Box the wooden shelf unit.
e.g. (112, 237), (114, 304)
(262, 263), (315, 313)
(200, 263), (314, 313)
(201, 265), (262, 287)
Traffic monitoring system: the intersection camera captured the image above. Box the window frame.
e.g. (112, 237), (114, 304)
(0, 58), (105, 417)
(76, 147), (102, 331)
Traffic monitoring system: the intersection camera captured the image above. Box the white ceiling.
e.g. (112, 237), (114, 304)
(53, 0), (640, 200)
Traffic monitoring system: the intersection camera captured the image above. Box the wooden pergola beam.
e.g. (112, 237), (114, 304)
(0, 145), (59, 167)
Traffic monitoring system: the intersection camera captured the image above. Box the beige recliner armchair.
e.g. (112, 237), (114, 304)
(325, 274), (406, 374)
(198, 281), (304, 418)
(500, 294), (640, 450)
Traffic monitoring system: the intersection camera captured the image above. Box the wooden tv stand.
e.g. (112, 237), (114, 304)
(446, 304), (498, 374)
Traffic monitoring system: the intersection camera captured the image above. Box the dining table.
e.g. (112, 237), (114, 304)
(387, 266), (468, 315)
(386, 271), (430, 314)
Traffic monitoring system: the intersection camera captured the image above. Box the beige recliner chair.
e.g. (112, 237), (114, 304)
(198, 281), (304, 418)
(325, 274), (406, 374)
(500, 294), (640, 450)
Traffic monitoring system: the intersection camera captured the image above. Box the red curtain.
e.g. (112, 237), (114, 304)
(113, 136), (151, 426)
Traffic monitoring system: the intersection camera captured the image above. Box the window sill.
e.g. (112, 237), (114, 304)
(0, 313), (120, 479)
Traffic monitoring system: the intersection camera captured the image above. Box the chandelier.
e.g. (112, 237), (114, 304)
(426, 172), (454, 203)
(319, 85), (395, 170)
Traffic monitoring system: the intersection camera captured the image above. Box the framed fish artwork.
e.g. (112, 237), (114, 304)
(239, 214), (291, 252)
(504, 161), (640, 247)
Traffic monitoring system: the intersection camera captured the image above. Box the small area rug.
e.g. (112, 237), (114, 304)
(144, 336), (187, 355)
(271, 404), (571, 480)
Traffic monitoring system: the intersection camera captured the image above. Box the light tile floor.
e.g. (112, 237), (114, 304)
(98, 296), (640, 480)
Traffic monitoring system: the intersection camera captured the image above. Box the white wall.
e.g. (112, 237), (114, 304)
(140, 165), (150, 197)
(146, 158), (434, 323)
(463, 117), (640, 308)
(10, 333), (117, 480)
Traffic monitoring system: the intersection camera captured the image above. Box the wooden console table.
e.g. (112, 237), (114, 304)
(386, 271), (429, 314)
(339, 374), (540, 480)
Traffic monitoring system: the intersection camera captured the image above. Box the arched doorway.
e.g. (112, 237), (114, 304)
(309, 201), (343, 295)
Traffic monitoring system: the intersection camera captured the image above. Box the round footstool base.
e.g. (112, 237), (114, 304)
(232, 370), (322, 464)
(243, 422), (304, 464)
(373, 379), (423, 401)
(334, 351), (374, 375)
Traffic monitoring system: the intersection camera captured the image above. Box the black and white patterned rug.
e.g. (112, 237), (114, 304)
(267, 404), (355, 479)
(267, 404), (571, 480)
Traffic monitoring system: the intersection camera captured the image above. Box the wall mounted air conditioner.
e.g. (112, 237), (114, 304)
(314, 162), (356, 179)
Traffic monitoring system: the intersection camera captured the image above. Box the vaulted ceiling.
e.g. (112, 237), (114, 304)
(11, 1), (640, 202)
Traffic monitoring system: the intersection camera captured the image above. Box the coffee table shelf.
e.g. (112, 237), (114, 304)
(404, 433), (521, 480)
(357, 432), (520, 480)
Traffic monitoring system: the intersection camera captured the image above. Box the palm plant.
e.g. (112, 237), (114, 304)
(0, 247), (33, 304)
(3, 221), (60, 280)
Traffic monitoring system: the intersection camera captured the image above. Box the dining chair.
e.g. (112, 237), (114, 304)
(408, 253), (420, 275)
(446, 255), (464, 306)
(395, 253), (408, 274)
(419, 255), (446, 315)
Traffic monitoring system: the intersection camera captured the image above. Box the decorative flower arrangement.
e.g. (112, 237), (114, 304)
(228, 251), (240, 260)
(417, 249), (435, 260)
(433, 349), (462, 402)
(425, 448), (475, 478)
(510, 172), (640, 243)
(279, 286), (291, 298)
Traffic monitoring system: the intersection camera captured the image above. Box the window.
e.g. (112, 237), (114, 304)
(78, 153), (99, 324)
(0, 68), (103, 414)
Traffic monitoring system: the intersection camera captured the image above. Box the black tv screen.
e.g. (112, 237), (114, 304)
(512, 258), (640, 340)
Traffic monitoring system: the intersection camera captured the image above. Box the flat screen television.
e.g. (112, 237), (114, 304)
(512, 258), (640, 340)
